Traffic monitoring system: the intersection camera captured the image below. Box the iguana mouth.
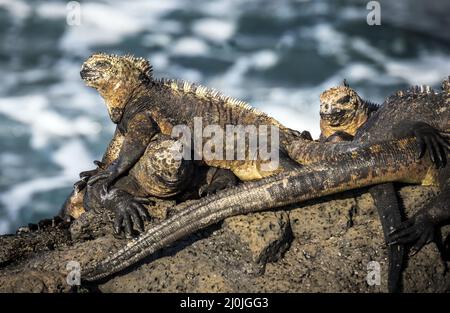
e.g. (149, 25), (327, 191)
(80, 67), (99, 81)
(320, 111), (347, 126)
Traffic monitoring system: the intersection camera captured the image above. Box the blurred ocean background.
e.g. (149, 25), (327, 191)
(0, 0), (449, 234)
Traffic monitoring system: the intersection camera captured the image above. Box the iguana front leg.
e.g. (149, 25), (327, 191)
(85, 181), (151, 236)
(61, 129), (124, 219)
(387, 121), (450, 254)
(84, 112), (158, 232)
(70, 127), (124, 195)
(392, 120), (449, 168)
(88, 112), (159, 190)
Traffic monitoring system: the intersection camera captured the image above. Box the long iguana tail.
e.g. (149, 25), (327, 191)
(82, 138), (430, 281)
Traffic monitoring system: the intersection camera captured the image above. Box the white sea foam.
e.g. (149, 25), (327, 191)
(303, 23), (348, 61)
(199, 1), (238, 17)
(142, 33), (173, 48)
(385, 54), (450, 86)
(252, 50), (279, 69)
(171, 37), (210, 56)
(0, 220), (9, 235)
(60, 3), (147, 52)
(191, 18), (236, 43)
(0, 95), (101, 148)
(211, 50), (279, 93)
(157, 20), (184, 34)
(0, 153), (22, 167)
(58, 0), (182, 53)
(0, 0), (31, 20)
(52, 138), (94, 178)
(36, 2), (66, 19)
(149, 53), (170, 70)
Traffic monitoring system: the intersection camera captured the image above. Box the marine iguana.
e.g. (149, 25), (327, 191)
(319, 82), (407, 293)
(73, 52), (311, 234)
(69, 67), (405, 291)
(319, 79), (379, 142)
(81, 78), (449, 282)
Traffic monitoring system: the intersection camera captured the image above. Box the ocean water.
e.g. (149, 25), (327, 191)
(0, 0), (449, 234)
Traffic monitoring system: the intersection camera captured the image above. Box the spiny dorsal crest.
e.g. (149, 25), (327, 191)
(160, 78), (271, 119)
(405, 84), (435, 96)
(362, 100), (380, 113)
(123, 54), (153, 78)
(393, 84), (437, 102)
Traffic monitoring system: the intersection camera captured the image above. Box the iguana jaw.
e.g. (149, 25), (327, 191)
(319, 111), (369, 138)
(320, 109), (354, 127)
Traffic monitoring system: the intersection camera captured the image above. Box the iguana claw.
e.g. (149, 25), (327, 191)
(73, 178), (88, 193)
(100, 188), (151, 237)
(394, 121), (450, 168)
(387, 212), (435, 253)
(73, 160), (106, 193)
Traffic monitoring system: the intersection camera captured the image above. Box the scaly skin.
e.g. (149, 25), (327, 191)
(82, 137), (444, 281)
(81, 78), (450, 282)
(69, 53), (308, 234)
(61, 133), (240, 234)
(319, 81), (379, 140)
(62, 135), (194, 218)
(80, 53), (301, 181)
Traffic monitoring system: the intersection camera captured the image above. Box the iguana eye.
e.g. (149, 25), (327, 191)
(94, 60), (110, 69)
(337, 95), (351, 104)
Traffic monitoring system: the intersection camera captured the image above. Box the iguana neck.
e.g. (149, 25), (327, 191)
(100, 82), (149, 124)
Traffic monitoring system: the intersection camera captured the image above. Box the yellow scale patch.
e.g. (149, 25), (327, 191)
(421, 167), (439, 186)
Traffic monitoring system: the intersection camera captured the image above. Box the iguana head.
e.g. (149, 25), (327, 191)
(80, 53), (152, 123)
(319, 82), (368, 138)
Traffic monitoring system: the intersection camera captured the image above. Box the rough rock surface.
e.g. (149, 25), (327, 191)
(0, 186), (448, 293)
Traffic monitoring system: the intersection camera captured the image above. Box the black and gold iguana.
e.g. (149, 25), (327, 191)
(65, 52), (311, 234)
(81, 74), (449, 283)
(318, 82), (408, 293)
